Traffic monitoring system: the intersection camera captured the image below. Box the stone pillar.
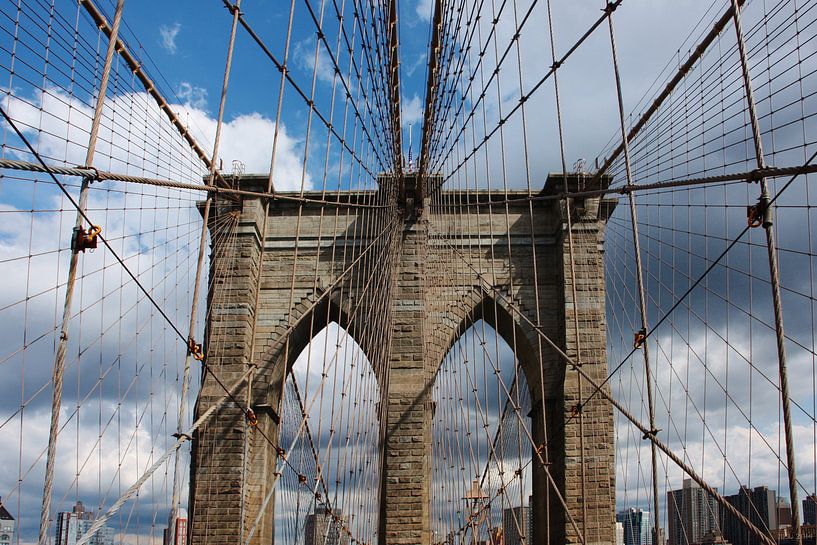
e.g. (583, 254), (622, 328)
(531, 397), (569, 545)
(557, 178), (616, 545)
(189, 195), (265, 544)
(380, 209), (432, 545)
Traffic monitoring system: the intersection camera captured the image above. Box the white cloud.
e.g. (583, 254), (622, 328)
(176, 82), (207, 110)
(402, 93), (423, 127)
(293, 37), (336, 85)
(404, 53), (427, 78)
(175, 105), (312, 189)
(416, 0), (433, 22)
(2, 86), (311, 189)
(159, 23), (181, 55)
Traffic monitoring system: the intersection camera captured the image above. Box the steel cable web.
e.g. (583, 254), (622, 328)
(421, 1), (817, 545)
(3, 0), (817, 545)
(0, 0), (402, 544)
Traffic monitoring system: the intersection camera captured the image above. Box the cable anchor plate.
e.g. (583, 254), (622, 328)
(71, 225), (101, 253)
(747, 194), (773, 228)
(187, 337), (205, 361)
(633, 328), (647, 349)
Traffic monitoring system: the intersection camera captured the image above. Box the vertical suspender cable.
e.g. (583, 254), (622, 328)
(37, 2), (125, 543)
(238, 0), (296, 538)
(605, 6), (662, 545)
(545, 0), (591, 537)
(729, 2), (802, 543)
(168, 2), (242, 543)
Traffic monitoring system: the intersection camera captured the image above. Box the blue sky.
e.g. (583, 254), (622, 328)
(96, 0), (435, 182)
(100, 0), (718, 189)
(2, 1), (817, 543)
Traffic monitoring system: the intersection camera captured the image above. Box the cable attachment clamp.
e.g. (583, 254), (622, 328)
(633, 328), (647, 349)
(187, 337), (204, 361)
(246, 408), (258, 427)
(72, 225), (101, 253)
(747, 194), (773, 228)
(642, 428), (662, 440)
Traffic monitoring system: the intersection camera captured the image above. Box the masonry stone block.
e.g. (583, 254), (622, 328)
(190, 174), (617, 545)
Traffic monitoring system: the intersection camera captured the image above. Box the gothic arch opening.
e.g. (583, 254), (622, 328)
(273, 321), (381, 545)
(430, 318), (535, 545)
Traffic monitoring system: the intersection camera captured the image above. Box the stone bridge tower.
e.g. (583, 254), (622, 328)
(189, 173), (617, 545)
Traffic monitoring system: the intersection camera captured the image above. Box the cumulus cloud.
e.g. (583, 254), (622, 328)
(416, 0), (433, 22)
(176, 82), (208, 110)
(0, 83), (313, 542)
(402, 93), (424, 127)
(293, 36), (336, 85)
(2, 86), (311, 189)
(159, 23), (181, 55)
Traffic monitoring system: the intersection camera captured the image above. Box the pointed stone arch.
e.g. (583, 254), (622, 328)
(190, 188), (392, 545)
(428, 289), (562, 404)
(191, 175), (617, 545)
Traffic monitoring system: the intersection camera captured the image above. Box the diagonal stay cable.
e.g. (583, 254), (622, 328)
(0, 104), (261, 444)
(425, 1), (624, 188)
(73, 366), (255, 545)
(224, 0), (389, 177)
(582, 148), (817, 412)
(430, 223), (777, 545)
(0, 104), (190, 345)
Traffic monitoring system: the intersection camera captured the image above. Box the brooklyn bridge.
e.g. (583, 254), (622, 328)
(0, 1), (816, 545)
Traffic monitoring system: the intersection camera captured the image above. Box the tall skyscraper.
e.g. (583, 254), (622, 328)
(617, 508), (652, 545)
(776, 498), (792, 528)
(503, 506), (531, 545)
(304, 506), (348, 545)
(0, 498), (14, 545)
(804, 494), (817, 525)
(667, 479), (719, 545)
(617, 522), (626, 545)
(721, 486), (777, 545)
(55, 501), (114, 545)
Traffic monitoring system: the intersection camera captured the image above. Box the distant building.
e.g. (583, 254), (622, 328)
(55, 501), (114, 545)
(0, 499), (14, 545)
(805, 495), (817, 525)
(721, 486), (777, 545)
(780, 522), (817, 545)
(617, 508), (652, 545)
(503, 506), (531, 545)
(304, 506), (348, 545)
(698, 530), (732, 545)
(667, 479), (719, 545)
(163, 508), (188, 545)
(616, 521), (625, 545)
(777, 498), (792, 528)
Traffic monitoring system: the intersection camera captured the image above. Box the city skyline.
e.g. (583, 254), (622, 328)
(615, 483), (817, 545)
(54, 501), (113, 545)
